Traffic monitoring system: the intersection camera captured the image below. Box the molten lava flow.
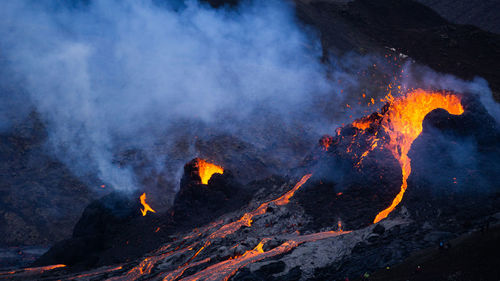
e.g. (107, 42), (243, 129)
(373, 89), (464, 223)
(274, 173), (312, 205)
(107, 245), (196, 281)
(140, 193), (156, 216)
(67, 265), (123, 280)
(13, 174), (350, 281)
(180, 231), (349, 281)
(0, 264), (67, 278)
(160, 258), (211, 281)
(197, 159), (224, 185)
(105, 174), (314, 281)
(208, 174), (312, 239)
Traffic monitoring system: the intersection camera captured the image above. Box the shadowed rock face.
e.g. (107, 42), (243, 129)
(9, 92), (500, 280)
(0, 112), (95, 247)
(1, 0), (500, 278)
(295, 0), (500, 101)
(2, 0), (500, 251)
(34, 159), (254, 268)
(173, 158), (252, 226)
(295, 128), (402, 231)
(404, 94), (500, 225)
(294, 92), (500, 231)
(415, 0), (500, 34)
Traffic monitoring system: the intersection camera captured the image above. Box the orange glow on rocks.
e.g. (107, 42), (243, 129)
(140, 192), (156, 216)
(207, 174), (312, 240)
(196, 159), (224, 185)
(180, 230), (349, 281)
(319, 135), (334, 151)
(373, 89), (464, 223)
(0, 264), (67, 277)
(352, 119), (372, 130)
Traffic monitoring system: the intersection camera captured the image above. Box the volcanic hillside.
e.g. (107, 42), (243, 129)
(0, 0), (499, 280)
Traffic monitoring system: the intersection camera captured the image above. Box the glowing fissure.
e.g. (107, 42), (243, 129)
(355, 131), (379, 167)
(6, 175), (351, 281)
(100, 174), (314, 281)
(197, 159), (224, 185)
(160, 258), (211, 281)
(0, 264), (66, 276)
(206, 174), (312, 239)
(373, 89), (464, 223)
(107, 245), (195, 281)
(67, 265), (124, 280)
(140, 192), (156, 216)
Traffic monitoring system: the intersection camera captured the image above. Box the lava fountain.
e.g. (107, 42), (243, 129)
(373, 89), (464, 223)
(196, 159), (224, 185)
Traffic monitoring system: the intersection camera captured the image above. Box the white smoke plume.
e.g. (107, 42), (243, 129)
(0, 0), (346, 193)
(1, 0), (496, 197)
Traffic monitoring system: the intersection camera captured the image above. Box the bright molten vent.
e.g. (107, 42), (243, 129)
(140, 192), (156, 216)
(373, 89), (464, 223)
(196, 158), (224, 185)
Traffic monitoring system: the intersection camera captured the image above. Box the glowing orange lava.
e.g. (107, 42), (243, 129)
(140, 192), (156, 216)
(373, 89), (464, 223)
(6, 174), (351, 281)
(108, 174), (315, 281)
(0, 264), (67, 278)
(352, 119), (372, 130)
(180, 230), (349, 281)
(197, 159), (224, 185)
(207, 174), (312, 239)
(320, 135), (334, 151)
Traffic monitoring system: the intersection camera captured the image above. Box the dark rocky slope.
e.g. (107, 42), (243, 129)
(33, 159), (259, 268)
(416, 0), (500, 34)
(1, 0), (500, 278)
(295, 0), (500, 101)
(0, 113), (95, 247)
(362, 224), (500, 281)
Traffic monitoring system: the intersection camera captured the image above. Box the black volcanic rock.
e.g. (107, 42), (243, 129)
(0, 112), (95, 248)
(173, 158), (253, 227)
(403, 93), (500, 226)
(295, 0), (500, 101)
(295, 91), (500, 232)
(3, 0), (500, 278)
(415, 0), (500, 34)
(361, 225), (500, 281)
(72, 192), (140, 238)
(294, 108), (401, 230)
(33, 191), (146, 268)
(35, 158), (253, 268)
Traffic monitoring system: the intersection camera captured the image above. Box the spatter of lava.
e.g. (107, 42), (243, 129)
(140, 192), (156, 216)
(342, 89), (464, 223)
